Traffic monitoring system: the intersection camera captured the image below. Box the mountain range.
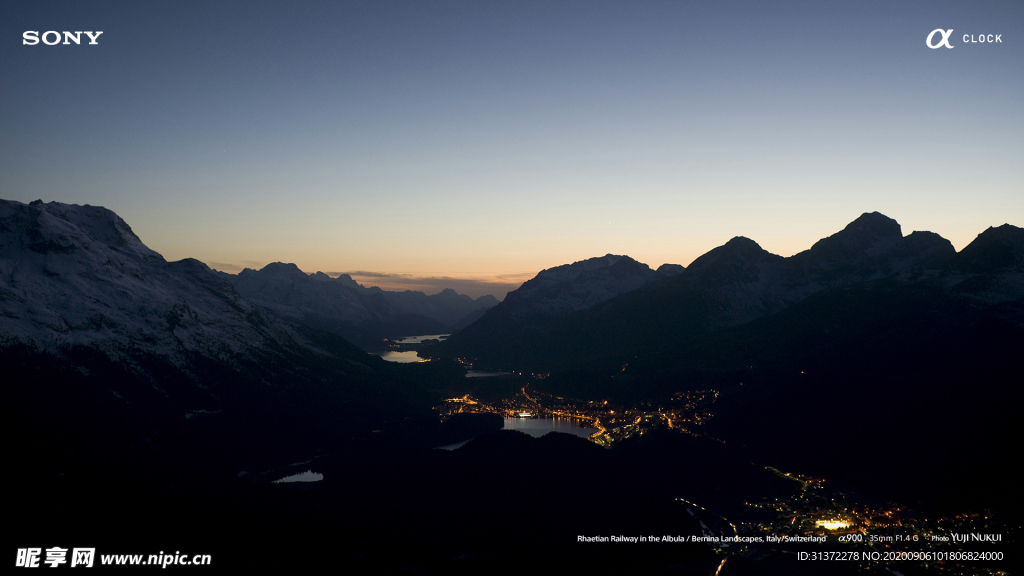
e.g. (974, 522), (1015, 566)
(435, 212), (1022, 372)
(0, 199), (472, 478)
(225, 263), (497, 347)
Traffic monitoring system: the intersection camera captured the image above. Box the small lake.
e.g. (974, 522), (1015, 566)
(437, 417), (598, 450)
(504, 417), (597, 439)
(373, 335), (513, 377)
(374, 334), (450, 363)
(374, 350), (425, 363)
(393, 334), (449, 344)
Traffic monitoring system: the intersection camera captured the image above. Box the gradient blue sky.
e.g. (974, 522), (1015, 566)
(2, 0), (1021, 298)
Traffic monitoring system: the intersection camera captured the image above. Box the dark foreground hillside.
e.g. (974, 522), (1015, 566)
(11, 418), (803, 573)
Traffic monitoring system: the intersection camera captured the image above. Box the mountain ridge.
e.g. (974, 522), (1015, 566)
(0, 198), (457, 474)
(227, 263), (499, 346)
(434, 212), (1020, 371)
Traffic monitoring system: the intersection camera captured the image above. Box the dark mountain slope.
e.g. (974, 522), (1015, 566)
(228, 266), (498, 347)
(435, 254), (670, 366)
(0, 199), (456, 478)
(231, 263), (447, 346)
(385, 287), (499, 327)
(702, 285), (1023, 515)
(434, 213), (978, 372)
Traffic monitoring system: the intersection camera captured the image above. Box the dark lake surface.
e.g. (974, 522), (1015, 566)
(437, 417), (598, 450)
(392, 334), (449, 345)
(374, 334), (449, 363)
(375, 335), (513, 377)
(374, 350), (423, 363)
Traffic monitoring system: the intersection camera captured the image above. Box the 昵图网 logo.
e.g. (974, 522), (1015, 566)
(22, 31), (103, 45)
(926, 28), (1003, 49)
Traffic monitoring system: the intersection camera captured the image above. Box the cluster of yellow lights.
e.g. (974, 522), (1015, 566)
(815, 519), (850, 530)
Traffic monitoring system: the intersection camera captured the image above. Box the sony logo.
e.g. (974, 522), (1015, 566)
(23, 31), (104, 45)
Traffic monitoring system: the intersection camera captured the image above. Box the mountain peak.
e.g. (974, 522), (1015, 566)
(688, 236), (774, 267)
(0, 198), (279, 352)
(842, 212), (902, 239)
(475, 294), (500, 305)
(656, 263), (685, 277)
(683, 236), (782, 287)
(957, 224), (1024, 274)
(723, 236), (764, 250)
(263, 262), (301, 271)
(801, 212), (903, 262)
(496, 253), (659, 317)
(258, 262), (306, 277)
(1, 199), (162, 261)
(523, 254), (648, 290)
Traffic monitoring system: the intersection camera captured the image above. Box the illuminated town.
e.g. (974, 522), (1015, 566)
(723, 471), (1012, 575)
(435, 371), (719, 447)
(434, 368), (1014, 575)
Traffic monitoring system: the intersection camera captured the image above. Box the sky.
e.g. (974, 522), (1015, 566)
(2, 0), (1021, 299)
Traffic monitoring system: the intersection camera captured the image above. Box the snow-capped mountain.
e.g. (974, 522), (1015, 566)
(0, 199), (335, 365)
(1, 199), (438, 475)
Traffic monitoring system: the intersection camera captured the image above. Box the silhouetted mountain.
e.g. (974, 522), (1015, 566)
(435, 213), (994, 371)
(785, 212), (955, 289)
(942, 224), (1024, 304)
(670, 213), (956, 329)
(227, 266), (497, 347)
(235, 262), (381, 325)
(656, 263), (685, 276)
(317, 272), (500, 322)
(436, 254), (673, 365)
(955, 224), (1024, 274)
(500, 253), (661, 317)
(384, 287), (499, 327)
(231, 262), (446, 346)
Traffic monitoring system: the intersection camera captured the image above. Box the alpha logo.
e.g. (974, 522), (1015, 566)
(926, 28), (954, 49)
(23, 31), (103, 45)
